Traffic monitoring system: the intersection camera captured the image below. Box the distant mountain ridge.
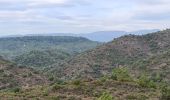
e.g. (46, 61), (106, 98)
(0, 29), (160, 42)
(81, 29), (160, 42)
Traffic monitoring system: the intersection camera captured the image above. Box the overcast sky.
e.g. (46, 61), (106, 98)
(0, 0), (170, 35)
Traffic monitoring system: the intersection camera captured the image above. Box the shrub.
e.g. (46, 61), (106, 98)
(52, 84), (63, 91)
(126, 94), (149, 100)
(99, 75), (109, 82)
(68, 96), (81, 100)
(50, 96), (60, 100)
(72, 80), (81, 86)
(97, 92), (114, 100)
(0, 69), (4, 73)
(12, 87), (21, 93)
(50, 79), (66, 85)
(111, 67), (132, 82)
(28, 72), (33, 77)
(161, 84), (170, 100)
(137, 74), (156, 88)
(22, 74), (27, 78)
(49, 95), (67, 100)
(126, 95), (137, 99)
(151, 72), (163, 82)
(48, 76), (54, 81)
(43, 91), (49, 96)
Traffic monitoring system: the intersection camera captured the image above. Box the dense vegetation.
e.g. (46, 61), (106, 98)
(0, 30), (170, 99)
(14, 50), (70, 69)
(51, 29), (170, 82)
(0, 56), (49, 91)
(0, 36), (100, 69)
(0, 67), (169, 99)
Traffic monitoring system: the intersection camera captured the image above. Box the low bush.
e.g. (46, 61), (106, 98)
(137, 74), (156, 88)
(111, 67), (133, 82)
(11, 87), (21, 93)
(161, 84), (170, 100)
(97, 92), (114, 100)
(72, 80), (81, 86)
(51, 84), (63, 91)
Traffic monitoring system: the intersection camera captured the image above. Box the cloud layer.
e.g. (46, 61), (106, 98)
(0, 0), (170, 35)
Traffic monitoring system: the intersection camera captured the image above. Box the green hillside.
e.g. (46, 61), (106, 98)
(0, 36), (100, 60)
(14, 50), (70, 69)
(0, 36), (100, 69)
(0, 30), (170, 100)
(0, 78), (162, 100)
(50, 29), (170, 82)
(0, 56), (49, 91)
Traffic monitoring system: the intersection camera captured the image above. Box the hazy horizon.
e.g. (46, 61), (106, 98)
(0, 29), (161, 37)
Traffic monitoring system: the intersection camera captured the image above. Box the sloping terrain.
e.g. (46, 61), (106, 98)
(0, 56), (49, 90)
(0, 36), (100, 69)
(0, 56), (163, 100)
(14, 50), (70, 69)
(52, 29), (170, 80)
(131, 50), (170, 82)
(0, 79), (161, 100)
(0, 30), (170, 100)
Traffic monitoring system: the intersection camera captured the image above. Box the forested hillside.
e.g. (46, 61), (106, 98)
(0, 30), (170, 100)
(14, 50), (70, 69)
(50, 29), (170, 82)
(0, 36), (100, 69)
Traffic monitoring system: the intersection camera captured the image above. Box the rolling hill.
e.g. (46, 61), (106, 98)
(50, 29), (170, 81)
(0, 30), (170, 100)
(0, 36), (100, 69)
